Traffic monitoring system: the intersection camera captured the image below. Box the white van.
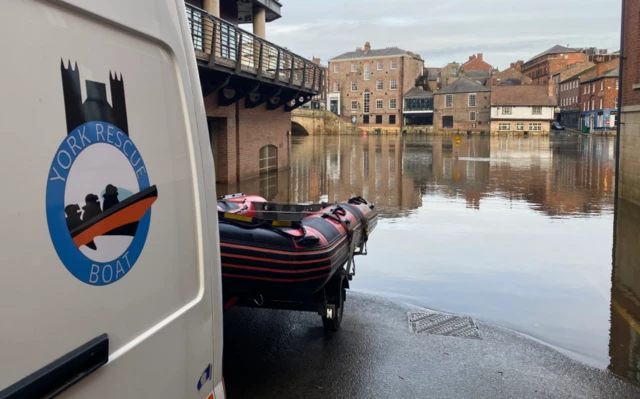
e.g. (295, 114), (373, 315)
(0, 0), (225, 398)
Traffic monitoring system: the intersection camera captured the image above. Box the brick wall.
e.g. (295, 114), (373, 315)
(434, 92), (491, 132)
(580, 77), (620, 111)
(523, 53), (588, 85)
(204, 93), (291, 184)
(620, 0), (640, 204)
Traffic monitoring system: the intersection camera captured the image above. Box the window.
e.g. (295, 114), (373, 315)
(616, 79), (619, 90)
(376, 79), (383, 90)
(333, 82), (340, 92)
(532, 106), (542, 115)
(592, 83), (596, 93)
(451, 67), (459, 77)
(376, 99), (383, 110)
(351, 100), (358, 111)
(389, 98), (397, 109)
(584, 86), (587, 94)
(364, 63), (371, 80)
(499, 123), (511, 131)
(583, 102), (586, 112)
(376, 115), (383, 124)
(390, 60), (397, 69)
(390, 79), (397, 90)
(351, 63), (357, 73)
(469, 111), (476, 121)
(334, 64), (340, 73)
(591, 99), (595, 110)
(443, 116), (454, 128)
(377, 61), (384, 70)
(389, 115), (397, 124)
(363, 91), (370, 113)
(503, 106), (512, 114)
(516, 123), (524, 131)
(600, 98), (603, 109)
(601, 81), (604, 91)
(616, 97), (619, 109)
(468, 93), (477, 107)
(529, 123), (542, 131)
(363, 115), (370, 124)
(445, 94), (453, 108)
(186, 7), (204, 51)
(259, 145), (277, 173)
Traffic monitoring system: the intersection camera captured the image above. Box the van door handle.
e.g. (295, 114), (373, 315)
(0, 334), (109, 399)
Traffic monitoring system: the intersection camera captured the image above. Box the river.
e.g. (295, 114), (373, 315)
(218, 133), (640, 384)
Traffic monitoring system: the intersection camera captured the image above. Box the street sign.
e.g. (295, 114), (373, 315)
(454, 135), (462, 145)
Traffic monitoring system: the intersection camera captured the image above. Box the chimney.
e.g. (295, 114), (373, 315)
(356, 47), (363, 52)
(478, 53), (483, 61)
(312, 57), (321, 64)
(364, 42), (371, 53)
(469, 54), (476, 62)
(596, 61), (607, 77)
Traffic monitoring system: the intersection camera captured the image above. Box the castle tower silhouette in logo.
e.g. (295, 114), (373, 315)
(61, 60), (129, 135)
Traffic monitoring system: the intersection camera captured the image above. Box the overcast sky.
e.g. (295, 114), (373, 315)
(264, 0), (622, 70)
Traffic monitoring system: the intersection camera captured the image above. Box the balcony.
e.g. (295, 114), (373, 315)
(186, 4), (322, 111)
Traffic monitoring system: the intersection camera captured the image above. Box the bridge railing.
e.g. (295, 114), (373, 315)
(186, 4), (322, 93)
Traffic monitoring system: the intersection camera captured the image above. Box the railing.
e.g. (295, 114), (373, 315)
(186, 4), (322, 93)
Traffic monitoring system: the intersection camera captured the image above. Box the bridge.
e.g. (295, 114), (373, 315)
(291, 109), (358, 136)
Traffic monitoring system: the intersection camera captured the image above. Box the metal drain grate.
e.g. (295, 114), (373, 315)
(408, 312), (482, 339)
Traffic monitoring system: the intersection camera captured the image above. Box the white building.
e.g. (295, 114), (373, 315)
(490, 86), (557, 134)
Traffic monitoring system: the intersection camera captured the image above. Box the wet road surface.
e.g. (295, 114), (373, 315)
(223, 293), (640, 399)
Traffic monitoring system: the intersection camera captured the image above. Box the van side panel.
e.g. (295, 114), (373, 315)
(0, 0), (219, 397)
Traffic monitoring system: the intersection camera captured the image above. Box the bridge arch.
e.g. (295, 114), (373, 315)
(291, 121), (310, 136)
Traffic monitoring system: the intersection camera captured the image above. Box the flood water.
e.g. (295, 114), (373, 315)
(218, 134), (640, 384)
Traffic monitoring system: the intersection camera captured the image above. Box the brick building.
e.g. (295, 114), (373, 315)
(327, 42), (424, 132)
(580, 62), (620, 131)
(487, 61), (533, 87)
(490, 86), (556, 135)
(521, 45), (588, 86)
(421, 67), (440, 92)
(434, 78), (491, 133)
(555, 62), (596, 127)
(461, 53), (493, 72)
(186, 0), (322, 184)
(620, 0), (640, 204)
(438, 62), (461, 90)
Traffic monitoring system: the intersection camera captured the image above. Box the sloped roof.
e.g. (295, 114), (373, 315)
(425, 67), (440, 81)
(330, 47), (416, 61)
(436, 78), (490, 94)
(491, 86), (556, 106)
(558, 62), (596, 83)
(526, 45), (582, 63)
(582, 67), (620, 84)
(404, 87), (434, 98)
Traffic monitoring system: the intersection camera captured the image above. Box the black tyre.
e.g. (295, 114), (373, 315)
(322, 281), (345, 332)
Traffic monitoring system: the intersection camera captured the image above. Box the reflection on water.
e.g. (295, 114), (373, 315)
(216, 135), (640, 380)
(611, 198), (640, 384)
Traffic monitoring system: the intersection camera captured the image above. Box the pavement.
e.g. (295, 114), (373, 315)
(222, 293), (640, 399)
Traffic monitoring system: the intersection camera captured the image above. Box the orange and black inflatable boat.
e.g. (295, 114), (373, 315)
(216, 194), (378, 299)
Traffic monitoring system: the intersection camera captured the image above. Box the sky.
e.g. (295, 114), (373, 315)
(263, 0), (622, 70)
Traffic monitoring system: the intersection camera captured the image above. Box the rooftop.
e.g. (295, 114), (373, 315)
(491, 86), (556, 106)
(330, 44), (421, 61)
(581, 67), (620, 84)
(404, 87), (434, 98)
(556, 61), (596, 83)
(425, 67), (440, 81)
(526, 45), (582, 64)
(436, 78), (490, 95)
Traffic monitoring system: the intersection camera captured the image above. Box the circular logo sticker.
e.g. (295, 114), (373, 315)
(46, 121), (157, 286)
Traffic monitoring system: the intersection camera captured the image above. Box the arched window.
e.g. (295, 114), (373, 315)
(259, 145), (277, 173)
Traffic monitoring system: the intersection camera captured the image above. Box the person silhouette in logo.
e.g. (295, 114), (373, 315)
(82, 194), (102, 222)
(64, 204), (82, 232)
(102, 184), (120, 211)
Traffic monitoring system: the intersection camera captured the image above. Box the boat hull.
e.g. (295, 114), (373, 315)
(218, 197), (377, 299)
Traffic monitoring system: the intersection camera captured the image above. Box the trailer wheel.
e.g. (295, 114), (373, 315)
(322, 279), (345, 332)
